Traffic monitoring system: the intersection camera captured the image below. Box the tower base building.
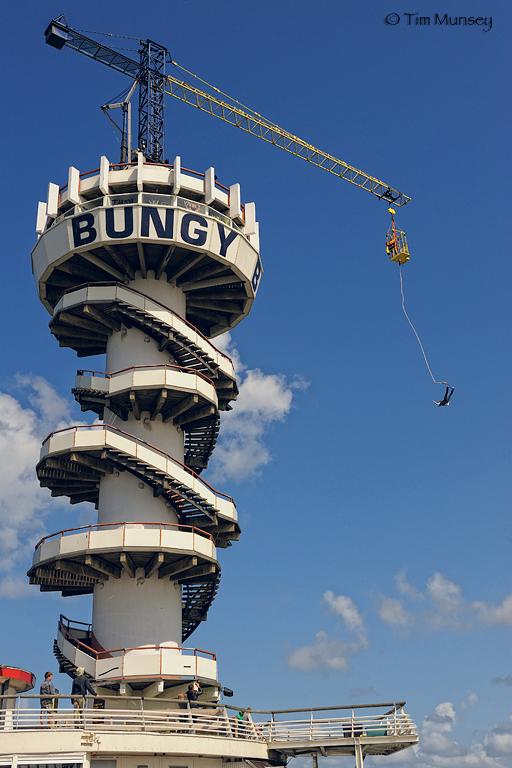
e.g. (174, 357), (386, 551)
(1, 156), (418, 768)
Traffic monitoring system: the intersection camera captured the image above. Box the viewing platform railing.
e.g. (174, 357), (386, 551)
(0, 696), (417, 745)
(48, 192), (246, 235)
(36, 520), (214, 549)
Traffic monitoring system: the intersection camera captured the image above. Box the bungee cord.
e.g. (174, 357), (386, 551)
(398, 266), (454, 405)
(398, 266), (443, 385)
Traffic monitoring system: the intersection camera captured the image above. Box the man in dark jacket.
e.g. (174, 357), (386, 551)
(186, 682), (202, 708)
(72, 666), (97, 726)
(40, 671), (57, 727)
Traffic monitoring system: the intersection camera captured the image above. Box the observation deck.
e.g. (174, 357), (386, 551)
(1, 697), (418, 766)
(32, 156), (262, 337)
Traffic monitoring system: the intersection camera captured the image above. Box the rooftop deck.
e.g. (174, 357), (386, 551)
(1, 697), (418, 761)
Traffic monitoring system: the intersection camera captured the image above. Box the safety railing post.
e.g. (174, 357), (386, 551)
(140, 697), (145, 731)
(83, 697), (89, 731)
(246, 709), (257, 740)
(269, 712), (274, 741)
(223, 706), (233, 738)
(187, 700), (194, 732)
(309, 709), (313, 740)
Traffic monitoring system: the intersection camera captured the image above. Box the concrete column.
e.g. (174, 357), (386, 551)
(93, 572), (182, 649)
(94, 272), (187, 651)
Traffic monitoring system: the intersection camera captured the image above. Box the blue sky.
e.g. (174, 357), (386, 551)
(0, 1), (510, 765)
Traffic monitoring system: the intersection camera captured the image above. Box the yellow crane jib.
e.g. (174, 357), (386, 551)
(165, 73), (412, 208)
(386, 207), (411, 265)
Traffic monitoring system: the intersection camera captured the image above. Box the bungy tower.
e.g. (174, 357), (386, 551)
(0, 154), (419, 768)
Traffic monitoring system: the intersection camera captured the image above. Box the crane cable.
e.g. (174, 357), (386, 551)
(398, 265), (448, 387)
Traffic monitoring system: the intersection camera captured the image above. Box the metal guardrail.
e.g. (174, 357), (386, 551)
(0, 697), (417, 743)
(59, 616), (217, 661)
(76, 362), (215, 387)
(36, 520), (213, 549)
(48, 192), (245, 235)
(0, 706), (258, 740)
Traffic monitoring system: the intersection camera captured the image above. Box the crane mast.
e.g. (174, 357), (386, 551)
(45, 18), (168, 163)
(44, 16), (411, 206)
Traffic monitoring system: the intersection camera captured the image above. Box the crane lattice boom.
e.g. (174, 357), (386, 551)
(45, 17), (411, 206)
(165, 75), (411, 206)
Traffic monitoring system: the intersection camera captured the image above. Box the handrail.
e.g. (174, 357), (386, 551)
(0, 693), (409, 715)
(76, 362), (215, 387)
(40, 423), (234, 503)
(75, 640), (216, 661)
(0, 697), (417, 744)
(59, 616), (216, 660)
(56, 281), (233, 367)
(59, 613), (92, 632)
(35, 520), (213, 549)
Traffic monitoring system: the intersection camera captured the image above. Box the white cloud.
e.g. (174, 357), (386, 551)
(473, 595), (512, 626)
(210, 333), (307, 482)
(424, 702), (456, 732)
(486, 725), (512, 757)
(461, 692), (479, 710)
(427, 571), (462, 625)
(384, 569), (512, 632)
(0, 576), (33, 599)
(0, 377), (75, 594)
(16, 374), (73, 433)
(395, 568), (424, 600)
(323, 590), (366, 636)
(288, 593), (367, 672)
(288, 631), (354, 672)
(378, 596), (413, 628)
(377, 571), (463, 630)
(372, 701), (508, 768)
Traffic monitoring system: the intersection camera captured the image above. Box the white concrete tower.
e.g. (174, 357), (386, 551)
(29, 154), (262, 699)
(5, 153), (420, 768)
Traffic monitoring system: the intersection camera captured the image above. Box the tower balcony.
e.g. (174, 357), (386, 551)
(54, 615), (219, 689)
(49, 283), (238, 408)
(33, 158), (263, 337)
(28, 521), (220, 639)
(73, 364), (220, 471)
(37, 425), (239, 546)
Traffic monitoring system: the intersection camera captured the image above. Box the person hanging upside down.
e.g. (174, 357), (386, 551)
(434, 385), (454, 407)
